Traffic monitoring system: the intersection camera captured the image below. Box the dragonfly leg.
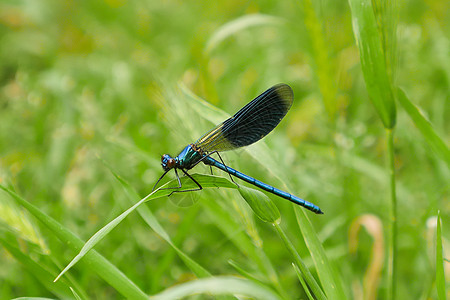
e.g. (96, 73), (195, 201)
(214, 151), (238, 187)
(153, 169), (183, 192)
(152, 169), (170, 191)
(153, 167), (203, 197)
(209, 165), (214, 175)
(168, 169), (203, 196)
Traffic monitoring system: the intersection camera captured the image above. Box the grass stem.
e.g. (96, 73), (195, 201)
(386, 128), (397, 300)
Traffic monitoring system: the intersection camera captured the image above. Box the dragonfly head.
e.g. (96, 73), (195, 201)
(161, 154), (176, 171)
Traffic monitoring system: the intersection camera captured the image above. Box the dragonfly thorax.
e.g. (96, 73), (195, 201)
(161, 145), (203, 172)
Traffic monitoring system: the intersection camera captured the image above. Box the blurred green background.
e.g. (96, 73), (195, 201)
(0, 0), (448, 299)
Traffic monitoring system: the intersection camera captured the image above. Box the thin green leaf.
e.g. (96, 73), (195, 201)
(53, 188), (151, 282)
(0, 185), (148, 300)
(295, 207), (347, 299)
(436, 212), (445, 300)
(151, 276), (282, 300)
(273, 222), (327, 300)
(293, 263), (315, 300)
(238, 186), (280, 223)
(202, 197), (263, 261)
(110, 171), (217, 278)
(348, 0), (396, 128)
(228, 259), (269, 285)
(397, 87), (450, 167)
(228, 259), (269, 284)
(371, 0), (398, 81)
(55, 173), (235, 281)
(0, 237), (81, 300)
(149, 205), (201, 290)
(70, 287), (83, 300)
(0, 191), (47, 252)
(202, 196), (288, 298)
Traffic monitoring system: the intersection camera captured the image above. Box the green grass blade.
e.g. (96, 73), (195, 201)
(70, 287), (83, 300)
(292, 263), (315, 300)
(0, 191), (47, 251)
(202, 197), (263, 260)
(348, 0), (396, 128)
(0, 185), (148, 300)
(238, 186), (281, 223)
(273, 222), (326, 300)
(295, 207), (347, 299)
(110, 171), (217, 278)
(372, 0), (398, 81)
(397, 87), (450, 167)
(201, 196), (288, 298)
(436, 212), (446, 300)
(228, 259), (269, 285)
(151, 276), (281, 300)
(54, 189), (153, 282)
(55, 172), (235, 281)
(0, 237), (81, 300)
(149, 205), (201, 290)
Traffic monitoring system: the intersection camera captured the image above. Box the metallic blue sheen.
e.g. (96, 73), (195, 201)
(175, 145), (202, 169)
(203, 156), (323, 214)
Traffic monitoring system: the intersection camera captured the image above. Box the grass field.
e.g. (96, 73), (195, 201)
(0, 0), (448, 299)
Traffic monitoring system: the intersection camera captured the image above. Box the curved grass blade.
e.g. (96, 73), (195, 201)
(228, 259), (269, 285)
(238, 186), (280, 224)
(54, 172), (235, 282)
(151, 276), (282, 300)
(0, 185), (148, 300)
(70, 286), (83, 300)
(273, 222), (327, 300)
(293, 263), (314, 300)
(295, 207), (347, 299)
(110, 171), (225, 278)
(150, 205), (201, 289)
(397, 87), (450, 167)
(348, 0), (396, 129)
(201, 195), (289, 298)
(0, 237), (84, 300)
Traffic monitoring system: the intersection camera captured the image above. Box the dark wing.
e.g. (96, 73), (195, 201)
(194, 83), (293, 152)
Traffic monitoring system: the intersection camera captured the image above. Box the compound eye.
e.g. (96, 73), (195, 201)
(166, 158), (175, 169)
(161, 154), (171, 164)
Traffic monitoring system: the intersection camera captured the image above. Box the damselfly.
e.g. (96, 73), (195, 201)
(153, 84), (323, 214)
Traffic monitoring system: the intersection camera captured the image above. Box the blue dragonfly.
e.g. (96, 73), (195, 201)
(153, 84), (323, 214)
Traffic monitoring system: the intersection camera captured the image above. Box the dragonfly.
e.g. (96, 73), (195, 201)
(153, 84), (323, 214)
